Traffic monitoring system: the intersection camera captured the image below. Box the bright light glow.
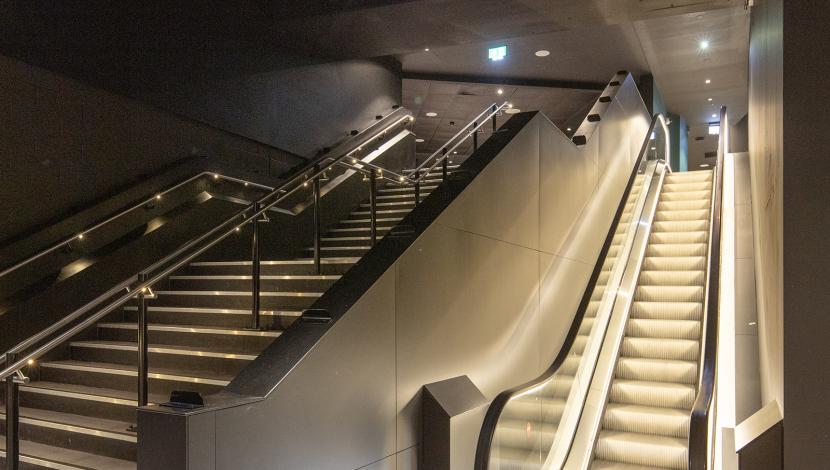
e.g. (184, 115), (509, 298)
(453, 151), (458, 154)
(213, 174), (219, 180)
(712, 113), (718, 118)
(155, 194), (162, 201)
(425, 112), (438, 117)
(699, 40), (710, 50)
(708, 97), (713, 102)
(535, 50), (550, 57)
(27, 359), (34, 366)
(497, 88), (504, 95)
(700, 163), (710, 168)
(235, 227), (241, 232)
(244, 182), (249, 187)
(424, 48), (430, 52)
(705, 79), (712, 84)
(709, 123), (721, 135)
(505, 108), (521, 114)
(415, 138), (425, 143)
(507, 103), (513, 108)
(488, 45), (508, 61)
(566, 127), (572, 132)
(651, 147), (657, 150)
(399, 176), (405, 182)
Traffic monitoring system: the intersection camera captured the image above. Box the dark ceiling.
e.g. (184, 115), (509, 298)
(0, 0), (748, 168)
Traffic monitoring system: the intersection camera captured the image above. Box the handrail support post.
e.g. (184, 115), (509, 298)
(441, 148), (448, 180)
(491, 105), (497, 133)
(251, 202), (261, 330)
(5, 352), (19, 470)
(369, 172), (378, 246)
(136, 274), (149, 409)
(312, 169), (322, 275)
(414, 181), (421, 207)
(473, 121), (479, 151)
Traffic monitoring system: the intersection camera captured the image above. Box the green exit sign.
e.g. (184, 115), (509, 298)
(488, 45), (507, 61)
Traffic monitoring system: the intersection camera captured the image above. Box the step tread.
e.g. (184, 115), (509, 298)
(0, 407), (135, 442)
(69, 340), (258, 360)
(96, 322), (282, 337)
(20, 381), (164, 407)
(40, 360), (233, 385)
(0, 439), (136, 470)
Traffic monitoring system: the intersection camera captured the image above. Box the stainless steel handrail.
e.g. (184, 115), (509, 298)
(0, 112), (416, 381)
(408, 102), (508, 183)
(688, 106), (727, 470)
(0, 171), (273, 280)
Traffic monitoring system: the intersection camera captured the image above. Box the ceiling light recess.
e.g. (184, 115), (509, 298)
(699, 40), (710, 50)
(425, 112), (438, 117)
(535, 50), (550, 57)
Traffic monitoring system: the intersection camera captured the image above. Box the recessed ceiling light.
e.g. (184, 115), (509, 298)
(497, 88), (504, 95)
(566, 127), (572, 132)
(712, 114), (717, 118)
(453, 151), (458, 154)
(535, 50), (550, 57)
(699, 40), (710, 50)
(705, 79), (711, 84)
(505, 108), (521, 114)
(700, 163), (710, 168)
(424, 48), (430, 52)
(416, 138), (425, 143)
(507, 103), (513, 108)
(707, 97), (713, 102)
(425, 112), (438, 117)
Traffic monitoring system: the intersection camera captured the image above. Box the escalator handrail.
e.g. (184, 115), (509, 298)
(473, 113), (671, 469)
(0, 108), (416, 381)
(688, 106), (727, 470)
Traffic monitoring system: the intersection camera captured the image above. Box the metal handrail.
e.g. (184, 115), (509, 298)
(0, 171), (274, 280)
(408, 102), (508, 183)
(0, 111), (415, 381)
(688, 106), (727, 470)
(474, 113), (671, 469)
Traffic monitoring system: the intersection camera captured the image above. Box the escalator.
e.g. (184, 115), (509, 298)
(477, 108), (727, 470)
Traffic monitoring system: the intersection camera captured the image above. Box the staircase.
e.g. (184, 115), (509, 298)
(0, 168), (454, 469)
(490, 173), (647, 470)
(592, 169), (713, 470)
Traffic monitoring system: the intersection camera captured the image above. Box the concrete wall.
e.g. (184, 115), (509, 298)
(747, 0), (783, 420)
(0, 53), (304, 244)
(181, 77), (649, 470)
(780, 0), (830, 466)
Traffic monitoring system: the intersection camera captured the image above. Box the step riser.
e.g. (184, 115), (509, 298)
(69, 347), (249, 377)
(0, 416), (135, 462)
(39, 367), (224, 397)
(167, 278), (336, 292)
(122, 309), (297, 330)
(304, 248), (370, 258)
(182, 263), (354, 276)
(152, 293), (317, 310)
(97, 328), (277, 352)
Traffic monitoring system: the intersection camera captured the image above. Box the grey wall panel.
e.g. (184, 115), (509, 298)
(438, 117), (541, 251)
(537, 252), (595, 371)
(213, 269), (397, 470)
(396, 446), (418, 470)
(394, 223), (541, 450)
(538, 116), (598, 257)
